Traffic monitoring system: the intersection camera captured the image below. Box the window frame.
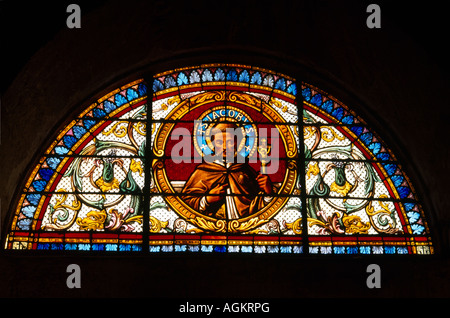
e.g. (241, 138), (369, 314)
(2, 64), (435, 257)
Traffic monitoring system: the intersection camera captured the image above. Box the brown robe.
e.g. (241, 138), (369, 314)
(181, 162), (266, 219)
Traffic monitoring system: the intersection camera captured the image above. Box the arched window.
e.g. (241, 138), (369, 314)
(4, 64), (433, 255)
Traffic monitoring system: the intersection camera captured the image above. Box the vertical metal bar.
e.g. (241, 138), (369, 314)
(296, 80), (309, 255)
(142, 75), (153, 254)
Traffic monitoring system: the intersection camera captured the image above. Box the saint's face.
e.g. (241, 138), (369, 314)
(212, 131), (236, 160)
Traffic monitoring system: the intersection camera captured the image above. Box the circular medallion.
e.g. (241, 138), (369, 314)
(152, 90), (297, 233)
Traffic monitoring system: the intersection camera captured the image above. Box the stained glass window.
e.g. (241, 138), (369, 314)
(6, 80), (148, 251)
(301, 84), (432, 254)
(4, 64), (433, 255)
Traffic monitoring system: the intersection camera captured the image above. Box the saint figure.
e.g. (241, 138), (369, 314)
(181, 122), (274, 219)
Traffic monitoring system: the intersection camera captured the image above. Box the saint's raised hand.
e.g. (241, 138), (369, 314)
(256, 174), (273, 195)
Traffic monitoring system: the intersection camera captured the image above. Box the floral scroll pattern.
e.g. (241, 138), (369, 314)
(41, 104), (147, 233)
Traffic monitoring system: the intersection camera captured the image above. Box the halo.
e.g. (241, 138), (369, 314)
(193, 106), (258, 158)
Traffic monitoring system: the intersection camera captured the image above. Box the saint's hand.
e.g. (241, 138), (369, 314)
(206, 183), (228, 204)
(256, 174), (273, 194)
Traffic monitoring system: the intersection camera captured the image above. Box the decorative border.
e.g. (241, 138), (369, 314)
(152, 63), (297, 99)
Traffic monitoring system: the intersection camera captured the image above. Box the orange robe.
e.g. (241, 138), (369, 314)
(181, 162), (267, 219)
